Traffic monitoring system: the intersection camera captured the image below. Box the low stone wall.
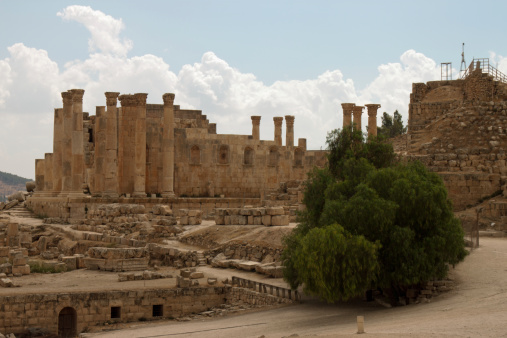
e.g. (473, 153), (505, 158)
(26, 196), (261, 222)
(148, 243), (199, 268)
(84, 247), (149, 272)
(214, 207), (289, 226)
(0, 287), (228, 335)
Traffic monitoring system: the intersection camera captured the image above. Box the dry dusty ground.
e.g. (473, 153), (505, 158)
(84, 237), (507, 338)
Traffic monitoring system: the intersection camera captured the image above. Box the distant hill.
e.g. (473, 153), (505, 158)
(0, 171), (32, 202)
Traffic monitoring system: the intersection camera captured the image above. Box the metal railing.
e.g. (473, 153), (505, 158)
(231, 276), (300, 302)
(460, 58), (507, 83)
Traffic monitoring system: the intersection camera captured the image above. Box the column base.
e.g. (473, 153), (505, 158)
(132, 192), (147, 198)
(161, 192), (175, 198)
(102, 192), (119, 199)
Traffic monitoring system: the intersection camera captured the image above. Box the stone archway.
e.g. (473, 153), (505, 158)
(58, 307), (77, 337)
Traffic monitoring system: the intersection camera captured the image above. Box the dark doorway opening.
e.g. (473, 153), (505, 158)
(153, 304), (163, 317)
(58, 307), (77, 338)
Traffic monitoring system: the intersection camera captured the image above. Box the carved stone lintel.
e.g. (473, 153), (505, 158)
(163, 93), (175, 106)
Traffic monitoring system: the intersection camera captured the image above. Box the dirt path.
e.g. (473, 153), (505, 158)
(88, 237), (507, 338)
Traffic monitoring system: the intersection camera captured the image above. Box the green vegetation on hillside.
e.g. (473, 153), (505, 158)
(0, 171), (31, 185)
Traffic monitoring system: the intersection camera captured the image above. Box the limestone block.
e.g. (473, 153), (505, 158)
(0, 278), (14, 287)
(262, 215), (272, 226)
(215, 215), (225, 225)
(272, 215), (289, 226)
(253, 216), (262, 225)
(266, 207), (284, 215)
(247, 216), (254, 225)
(12, 257), (27, 266)
(238, 261), (260, 271)
(190, 271), (204, 279)
(0, 247), (9, 257)
(177, 275), (191, 288)
(180, 269), (192, 278)
(62, 256), (77, 271)
(74, 254), (86, 269)
(207, 278), (217, 285)
(7, 223), (19, 237)
(179, 216), (188, 225)
(238, 216), (247, 225)
(11, 264), (30, 275)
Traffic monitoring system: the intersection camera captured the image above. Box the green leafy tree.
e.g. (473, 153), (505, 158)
(282, 128), (467, 303)
(377, 110), (407, 138)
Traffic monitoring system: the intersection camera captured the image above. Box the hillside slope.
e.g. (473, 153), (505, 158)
(0, 171), (31, 202)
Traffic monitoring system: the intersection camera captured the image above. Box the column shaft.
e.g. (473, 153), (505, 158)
(44, 153), (53, 194)
(35, 159), (45, 193)
(341, 103), (355, 129)
(60, 92), (73, 194)
(52, 108), (63, 194)
(365, 104), (381, 137)
(273, 117), (283, 146)
(70, 89), (85, 195)
(285, 115), (295, 147)
(352, 106), (364, 131)
(104, 92), (120, 198)
(93, 106), (106, 196)
(251, 116), (261, 140)
(162, 93), (176, 197)
(133, 93), (148, 197)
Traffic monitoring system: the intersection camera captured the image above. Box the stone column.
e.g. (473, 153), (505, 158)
(52, 108), (63, 194)
(298, 138), (307, 151)
(70, 89), (85, 195)
(285, 115), (295, 147)
(60, 92), (73, 194)
(104, 92), (120, 198)
(118, 94), (136, 195)
(341, 103), (355, 129)
(162, 93), (176, 198)
(352, 105), (364, 131)
(44, 153), (53, 194)
(93, 106), (106, 197)
(133, 93), (148, 198)
(35, 159), (45, 194)
(365, 104), (381, 137)
(251, 116), (261, 140)
(273, 117), (283, 146)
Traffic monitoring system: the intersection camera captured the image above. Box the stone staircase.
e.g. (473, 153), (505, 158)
(196, 251), (207, 266)
(5, 204), (39, 219)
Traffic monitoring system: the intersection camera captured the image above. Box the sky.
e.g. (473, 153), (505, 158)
(2, 0), (507, 179)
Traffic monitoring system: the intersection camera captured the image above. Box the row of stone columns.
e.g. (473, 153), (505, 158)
(341, 103), (381, 137)
(35, 90), (177, 199)
(251, 115), (299, 147)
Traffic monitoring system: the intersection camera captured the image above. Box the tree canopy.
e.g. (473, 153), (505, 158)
(282, 128), (467, 303)
(377, 110), (407, 138)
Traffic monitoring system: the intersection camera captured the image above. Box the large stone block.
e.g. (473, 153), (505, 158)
(262, 215), (272, 226)
(12, 264), (30, 275)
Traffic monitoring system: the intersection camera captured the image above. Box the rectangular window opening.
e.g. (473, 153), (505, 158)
(153, 304), (163, 317)
(111, 306), (121, 319)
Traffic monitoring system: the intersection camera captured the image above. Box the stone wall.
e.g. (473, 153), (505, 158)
(0, 287), (228, 335)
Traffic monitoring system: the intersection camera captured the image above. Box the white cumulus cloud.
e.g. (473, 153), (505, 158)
(57, 5), (132, 57)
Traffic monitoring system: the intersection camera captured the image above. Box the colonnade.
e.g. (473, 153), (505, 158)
(341, 103), (381, 136)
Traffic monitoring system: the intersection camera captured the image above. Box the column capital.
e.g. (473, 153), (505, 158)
(118, 94), (137, 107)
(163, 93), (175, 106)
(365, 104), (381, 116)
(273, 116), (283, 125)
(352, 106), (364, 114)
(251, 116), (261, 123)
(285, 115), (295, 125)
(61, 91), (73, 104)
(134, 93), (148, 107)
(105, 92), (120, 106)
(341, 103), (356, 110)
(69, 89), (85, 103)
